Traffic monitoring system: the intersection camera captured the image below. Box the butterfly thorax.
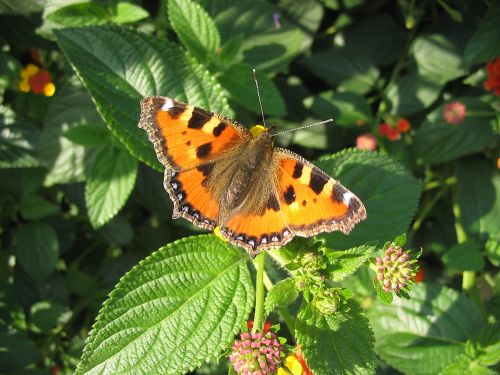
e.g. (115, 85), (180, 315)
(217, 131), (275, 222)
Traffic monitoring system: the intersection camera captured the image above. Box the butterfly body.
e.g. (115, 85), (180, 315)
(139, 96), (366, 256)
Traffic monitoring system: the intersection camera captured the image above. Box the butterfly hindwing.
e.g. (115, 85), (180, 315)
(139, 96), (250, 170)
(274, 148), (367, 236)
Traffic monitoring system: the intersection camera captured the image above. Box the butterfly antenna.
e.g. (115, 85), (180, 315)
(252, 69), (267, 127)
(273, 119), (334, 136)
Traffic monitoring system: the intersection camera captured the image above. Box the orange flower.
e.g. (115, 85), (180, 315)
(19, 64), (55, 97)
(397, 118), (411, 132)
(484, 57), (500, 95)
(277, 349), (312, 375)
(356, 133), (377, 151)
(414, 267), (425, 283)
(387, 128), (400, 141)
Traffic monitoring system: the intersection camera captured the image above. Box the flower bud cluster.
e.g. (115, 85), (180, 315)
(292, 252), (326, 293)
(375, 246), (417, 293)
(229, 331), (284, 375)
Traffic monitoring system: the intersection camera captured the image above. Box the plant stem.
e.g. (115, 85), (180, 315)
(252, 252), (266, 333)
(262, 271), (296, 334)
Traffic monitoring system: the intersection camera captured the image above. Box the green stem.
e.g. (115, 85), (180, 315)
(262, 271), (295, 335)
(252, 252), (266, 333)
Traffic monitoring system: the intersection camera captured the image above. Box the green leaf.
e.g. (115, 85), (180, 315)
(111, 2), (149, 24)
(485, 237), (500, 266)
(464, 3), (500, 65)
(13, 222), (59, 282)
(204, 0), (305, 73)
(0, 326), (41, 373)
(30, 301), (72, 334)
(264, 278), (298, 316)
(325, 245), (376, 282)
(375, 282), (393, 304)
(465, 323), (500, 367)
(413, 98), (493, 165)
(455, 158), (500, 242)
(367, 283), (485, 375)
(0, 124), (40, 169)
(441, 240), (485, 272)
(295, 300), (375, 375)
(63, 123), (110, 147)
(218, 63), (286, 116)
(302, 48), (379, 95)
(20, 194), (60, 220)
(76, 235), (253, 375)
(39, 82), (102, 186)
(55, 26), (231, 170)
(386, 73), (442, 116)
(85, 147), (138, 228)
(168, 0), (220, 63)
(316, 149), (421, 249)
(411, 33), (466, 83)
(305, 91), (372, 127)
(275, 117), (328, 150)
(46, 2), (109, 27)
(440, 354), (497, 375)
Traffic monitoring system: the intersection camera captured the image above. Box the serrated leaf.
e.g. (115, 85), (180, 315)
(455, 158), (500, 242)
(85, 147), (138, 228)
(168, 0), (220, 63)
(316, 149), (421, 249)
(39, 82), (102, 186)
(63, 123), (109, 147)
(305, 91), (372, 127)
(13, 222), (59, 282)
(465, 323), (500, 367)
(325, 245), (376, 282)
(76, 235), (253, 375)
(464, 3), (500, 65)
(413, 98), (493, 165)
(0, 124), (40, 169)
(386, 73), (442, 116)
(20, 194), (60, 220)
(439, 354), (497, 375)
(55, 25), (231, 170)
(111, 2), (149, 24)
(442, 240), (485, 272)
(218, 63), (286, 116)
(367, 283), (485, 375)
(412, 33), (466, 83)
(295, 300), (375, 375)
(46, 2), (109, 27)
(264, 278), (298, 316)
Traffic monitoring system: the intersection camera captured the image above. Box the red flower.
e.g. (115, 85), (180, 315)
(19, 64), (55, 96)
(397, 118), (411, 132)
(414, 267), (425, 283)
(443, 101), (467, 125)
(247, 320), (272, 333)
(378, 123), (390, 136)
(356, 133), (377, 151)
(387, 128), (400, 141)
(484, 57), (500, 96)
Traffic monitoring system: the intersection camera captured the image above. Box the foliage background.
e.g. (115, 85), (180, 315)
(0, 0), (499, 374)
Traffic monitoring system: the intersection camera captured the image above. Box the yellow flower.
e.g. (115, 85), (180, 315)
(43, 82), (56, 97)
(277, 355), (304, 375)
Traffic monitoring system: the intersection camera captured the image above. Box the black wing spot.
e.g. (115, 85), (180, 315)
(302, 200), (307, 206)
(332, 183), (346, 202)
(186, 141), (191, 146)
(284, 185), (296, 204)
(292, 162), (303, 179)
(266, 195), (280, 212)
(197, 163), (214, 177)
(309, 170), (328, 195)
(188, 108), (211, 129)
(213, 122), (227, 137)
(168, 106), (185, 119)
(196, 142), (212, 158)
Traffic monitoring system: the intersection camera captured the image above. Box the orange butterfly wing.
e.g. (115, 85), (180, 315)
(139, 96), (250, 170)
(275, 148), (366, 236)
(139, 96), (249, 229)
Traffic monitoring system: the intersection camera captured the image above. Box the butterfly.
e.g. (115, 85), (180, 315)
(138, 96), (366, 256)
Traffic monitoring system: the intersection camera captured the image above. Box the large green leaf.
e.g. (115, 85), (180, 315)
(168, 0), (220, 63)
(295, 300), (375, 375)
(0, 326), (41, 373)
(76, 235), (253, 375)
(85, 146), (138, 228)
(13, 222), (59, 282)
(316, 149), (421, 249)
(46, 2), (109, 27)
(217, 63), (286, 116)
(367, 283), (485, 375)
(386, 73), (442, 116)
(413, 98), (493, 165)
(441, 240), (485, 272)
(455, 158), (500, 241)
(55, 26), (231, 170)
(464, 3), (500, 65)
